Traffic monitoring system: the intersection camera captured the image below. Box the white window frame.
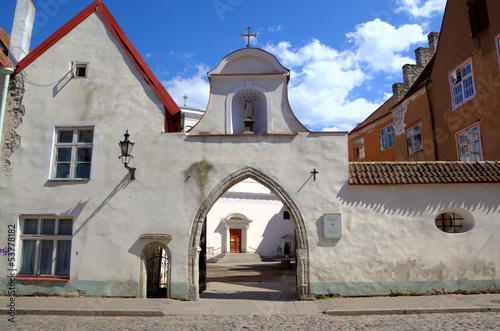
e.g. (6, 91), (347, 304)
(19, 216), (73, 277)
(496, 34), (500, 75)
(456, 123), (483, 161)
(353, 137), (365, 161)
(49, 123), (97, 181)
(406, 122), (423, 157)
(72, 61), (89, 79)
(379, 123), (394, 152)
(449, 59), (476, 110)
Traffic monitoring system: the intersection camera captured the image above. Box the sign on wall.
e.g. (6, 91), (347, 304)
(323, 214), (342, 239)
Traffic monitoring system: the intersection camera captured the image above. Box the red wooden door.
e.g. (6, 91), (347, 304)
(230, 229), (242, 253)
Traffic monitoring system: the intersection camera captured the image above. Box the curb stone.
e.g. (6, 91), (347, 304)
(0, 309), (164, 317)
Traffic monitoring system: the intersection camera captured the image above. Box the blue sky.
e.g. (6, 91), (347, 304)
(0, 0), (446, 131)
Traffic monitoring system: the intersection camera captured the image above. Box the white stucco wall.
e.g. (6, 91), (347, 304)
(1, 11), (499, 301)
(206, 179), (294, 258)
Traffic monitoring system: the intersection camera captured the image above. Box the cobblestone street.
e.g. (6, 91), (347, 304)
(2, 312), (500, 330)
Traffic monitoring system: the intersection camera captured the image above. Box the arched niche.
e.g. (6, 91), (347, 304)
(225, 82), (272, 134)
(139, 241), (171, 298)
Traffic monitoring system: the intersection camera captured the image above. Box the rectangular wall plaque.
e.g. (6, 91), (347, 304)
(324, 214), (342, 239)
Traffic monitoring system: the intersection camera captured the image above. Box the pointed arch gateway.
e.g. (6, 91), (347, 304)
(187, 167), (310, 301)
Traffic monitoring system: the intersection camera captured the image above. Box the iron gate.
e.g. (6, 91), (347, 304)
(199, 218), (207, 293)
(146, 250), (168, 298)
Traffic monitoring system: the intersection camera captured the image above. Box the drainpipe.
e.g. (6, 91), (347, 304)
(425, 79), (438, 161)
(0, 67), (15, 152)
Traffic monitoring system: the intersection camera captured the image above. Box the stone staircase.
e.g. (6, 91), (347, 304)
(208, 253), (263, 263)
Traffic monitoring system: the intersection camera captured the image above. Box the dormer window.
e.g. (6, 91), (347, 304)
(72, 62), (88, 78)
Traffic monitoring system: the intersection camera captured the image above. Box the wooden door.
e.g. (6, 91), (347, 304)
(230, 229), (242, 253)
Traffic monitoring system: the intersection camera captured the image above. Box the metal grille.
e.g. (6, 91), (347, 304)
(199, 219), (207, 294)
(435, 213), (463, 233)
(146, 248), (168, 298)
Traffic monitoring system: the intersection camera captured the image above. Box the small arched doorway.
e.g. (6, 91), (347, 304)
(141, 242), (171, 298)
(187, 167), (310, 301)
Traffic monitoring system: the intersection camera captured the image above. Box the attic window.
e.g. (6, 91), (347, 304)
(467, 0), (489, 37)
(72, 62), (88, 78)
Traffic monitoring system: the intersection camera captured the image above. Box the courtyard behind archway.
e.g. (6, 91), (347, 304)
(187, 168), (310, 301)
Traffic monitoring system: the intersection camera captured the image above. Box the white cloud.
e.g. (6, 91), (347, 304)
(265, 39), (381, 131)
(322, 123), (356, 132)
(268, 25), (284, 33)
(162, 64), (210, 110)
(346, 19), (427, 73)
(395, 0), (447, 18)
(159, 18), (431, 131)
(145, 53), (153, 58)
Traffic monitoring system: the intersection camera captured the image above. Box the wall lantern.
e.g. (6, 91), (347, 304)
(119, 130), (136, 180)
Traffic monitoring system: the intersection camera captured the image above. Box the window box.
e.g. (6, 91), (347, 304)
(449, 59), (476, 109)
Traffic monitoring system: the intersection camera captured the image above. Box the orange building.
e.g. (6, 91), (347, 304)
(348, 98), (395, 162)
(349, 0), (500, 162)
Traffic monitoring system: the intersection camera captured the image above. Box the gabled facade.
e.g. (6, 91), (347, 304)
(426, 0), (500, 161)
(351, 0), (500, 162)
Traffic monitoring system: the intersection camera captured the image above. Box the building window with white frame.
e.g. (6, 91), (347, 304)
(496, 35), (500, 73)
(19, 216), (73, 277)
(353, 137), (365, 161)
(456, 124), (483, 161)
(449, 60), (476, 109)
(52, 127), (94, 180)
(379, 123), (394, 151)
(406, 122), (423, 156)
(72, 62), (88, 78)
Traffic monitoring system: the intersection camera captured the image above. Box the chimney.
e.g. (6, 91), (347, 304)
(427, 32), (440, 50)
(9, 0), (36, 66)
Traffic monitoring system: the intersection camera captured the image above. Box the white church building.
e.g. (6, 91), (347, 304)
(1, 0), (499, 301)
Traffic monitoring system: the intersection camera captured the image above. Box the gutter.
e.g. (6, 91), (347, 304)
(0, 67), (14, 153)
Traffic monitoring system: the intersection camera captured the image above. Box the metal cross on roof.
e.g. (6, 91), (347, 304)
(241, 27), (258, 48)
(183, 94), (188, 107)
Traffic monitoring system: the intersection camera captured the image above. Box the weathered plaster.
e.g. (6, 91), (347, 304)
(2, 73), (25, 175)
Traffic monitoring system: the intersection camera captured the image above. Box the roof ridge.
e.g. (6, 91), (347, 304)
(14, 0), (180, 128)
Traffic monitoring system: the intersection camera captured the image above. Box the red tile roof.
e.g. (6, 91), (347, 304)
(349, 161), (500, 185)
(0, 27), (11, 67)
(14, 0), (180, 131)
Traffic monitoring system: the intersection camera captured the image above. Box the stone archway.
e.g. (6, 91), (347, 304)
(187, 167), (310, 301)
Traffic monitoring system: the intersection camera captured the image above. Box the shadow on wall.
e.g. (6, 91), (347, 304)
(336, 181), (500, 217)
(335, 181), (500, 281)
(72, 175), (132, 237)
(256, 212), (295, 257)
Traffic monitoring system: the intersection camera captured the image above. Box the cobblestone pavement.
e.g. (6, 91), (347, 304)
(2, 312), (500, 330)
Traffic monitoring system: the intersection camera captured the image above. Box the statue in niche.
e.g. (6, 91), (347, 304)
(243, 97), (256, 134)
(243, 98), (256, 119)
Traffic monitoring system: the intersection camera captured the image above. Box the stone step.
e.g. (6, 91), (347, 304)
(213, 253), (263, 263)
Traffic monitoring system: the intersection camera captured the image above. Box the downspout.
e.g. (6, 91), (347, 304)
(0, 67), (15, 153)
(425, 79), (438, 160)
